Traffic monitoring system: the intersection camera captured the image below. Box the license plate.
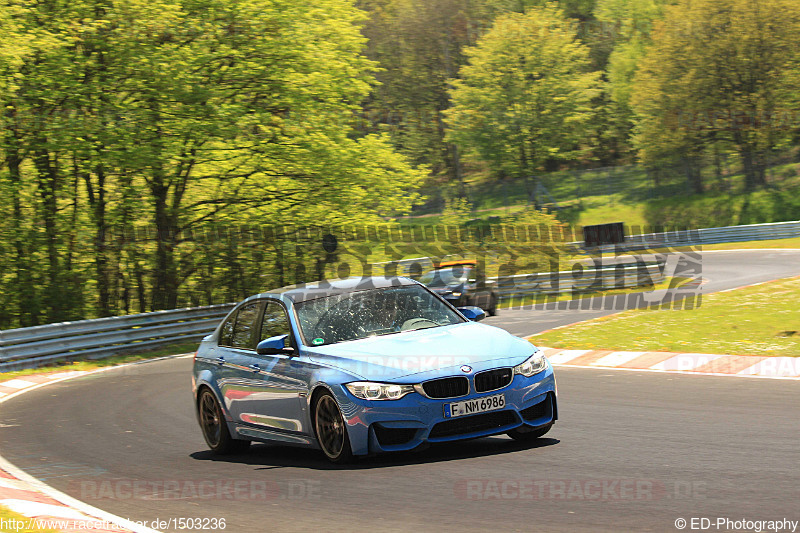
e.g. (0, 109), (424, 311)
(444, 393), (505, 418)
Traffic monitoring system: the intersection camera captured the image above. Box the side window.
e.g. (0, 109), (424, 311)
(219, 310), (237, 347)
(230, 302), (261, 350)
(259, 301), (291, 343)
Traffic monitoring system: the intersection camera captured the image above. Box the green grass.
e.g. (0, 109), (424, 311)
(400, 186), (800, 231)
(611, 237), (800, 255)
(566, 194), (650, 228)
(0, 341), (198, 383)
(700, 236), (800, 251)
(403, 158), (800, 229)
(544, 183), (800, 229)
(643, 187), (800, 228)
(529, 276), (800, 356)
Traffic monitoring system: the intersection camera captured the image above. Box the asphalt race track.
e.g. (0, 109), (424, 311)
(1, 250), (798, 532)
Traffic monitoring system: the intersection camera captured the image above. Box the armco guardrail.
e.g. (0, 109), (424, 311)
(0, 304), (235, 372)
(0, 261), (663, 371)
(602, 220), (800, 250)
(4, 218), (793, 371)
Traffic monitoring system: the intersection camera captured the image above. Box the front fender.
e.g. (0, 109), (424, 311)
(303, 364), (371, 456)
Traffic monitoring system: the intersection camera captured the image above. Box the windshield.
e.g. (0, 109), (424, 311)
(419, 266), (474, 287)
(294, 285), (464, 346)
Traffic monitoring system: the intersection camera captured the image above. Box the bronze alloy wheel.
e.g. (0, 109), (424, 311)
(200, 389), (223, 447)
(314, 392), (353, 463)
(198, 388), (250, 454)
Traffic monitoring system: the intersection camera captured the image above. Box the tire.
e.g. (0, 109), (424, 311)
(314, 391), (353, 464)
(507, 422), (553, 442)
(198, 388), (251, 455)
(487, 294), (498, 316)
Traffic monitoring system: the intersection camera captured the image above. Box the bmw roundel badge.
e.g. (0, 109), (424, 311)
(460, 365), (473, 373)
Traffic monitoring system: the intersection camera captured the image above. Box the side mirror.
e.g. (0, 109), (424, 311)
(458, 306), (486, 322)
(256, 334), (295, 356)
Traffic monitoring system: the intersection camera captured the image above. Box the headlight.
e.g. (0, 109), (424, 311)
(451, 291), (462, 298)
(514, 351), (547, 377)
(345, 382), (416, 400)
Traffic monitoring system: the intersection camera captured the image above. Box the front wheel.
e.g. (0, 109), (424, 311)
(198, 388), (250, 455)
(507, 422), (553, 442)
(314, 392), (353, 464)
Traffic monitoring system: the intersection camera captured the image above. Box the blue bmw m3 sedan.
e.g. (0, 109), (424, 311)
(192, 276), (557, 463)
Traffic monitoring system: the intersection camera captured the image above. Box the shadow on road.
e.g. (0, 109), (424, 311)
(189, 436), (559, 471)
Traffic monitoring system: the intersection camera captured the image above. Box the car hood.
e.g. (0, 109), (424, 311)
(304, 322), (538, 381)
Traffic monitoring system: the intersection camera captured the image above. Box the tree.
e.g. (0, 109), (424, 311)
(631, 0), (800, 191)
(446, 5), (601, 188)
(440, 197), (473, 226)
(358, 0), (490, 191)
(594, 0), (672, 161)
(0, 0), (427, 326)
(358, 0), (600, 192)
(109, 0), (427, 309)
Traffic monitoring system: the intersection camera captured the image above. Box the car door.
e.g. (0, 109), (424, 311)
(231, 300), (307, 439)
(214, 300), (264, 423)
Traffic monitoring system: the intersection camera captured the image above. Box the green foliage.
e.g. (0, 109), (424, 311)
(594, 0), (673, 158)
(0, 0), (427, 326)
(358, 0), (598, 183)
(358, 0), (487, 179)
(447, 5), (602, 179)
(1, 0), (798, 329)
(440, 197), (474, 226)
(631, 0), (800, 191)
(483, 0), (595, 20)
(645, 187), (800, 228)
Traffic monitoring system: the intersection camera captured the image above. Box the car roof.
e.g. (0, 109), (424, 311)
(252, 276), (421, 304)
(436, 260), (478, 268)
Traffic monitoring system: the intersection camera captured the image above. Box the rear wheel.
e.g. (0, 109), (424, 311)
(198, 389), (250, 454)
(507, 422), (553, 442)
(314, 392), (353, 464)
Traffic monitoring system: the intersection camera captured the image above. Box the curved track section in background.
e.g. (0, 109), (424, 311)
(1, 250), (798, 532)
(489, 249), (800, 336)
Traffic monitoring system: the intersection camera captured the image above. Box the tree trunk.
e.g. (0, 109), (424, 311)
(94, 166), (112, 316)
(740, 150), (758, 191)
(4, 106), (40, 326)
(148, 98), (180, 311)
(682, 156), (704, 194)
(151, 176), (179, 310)
(83, 160), (113, 317)
(133, 255), (147, 313)
(33, 142), (65, 323)
(754, 150), (767, 187)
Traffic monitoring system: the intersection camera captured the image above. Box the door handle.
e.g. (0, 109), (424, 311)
(249, 364), (261, 373)
(216, 356), (225, 366)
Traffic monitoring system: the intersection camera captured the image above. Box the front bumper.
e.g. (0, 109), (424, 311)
(331, 364), (557, 455)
